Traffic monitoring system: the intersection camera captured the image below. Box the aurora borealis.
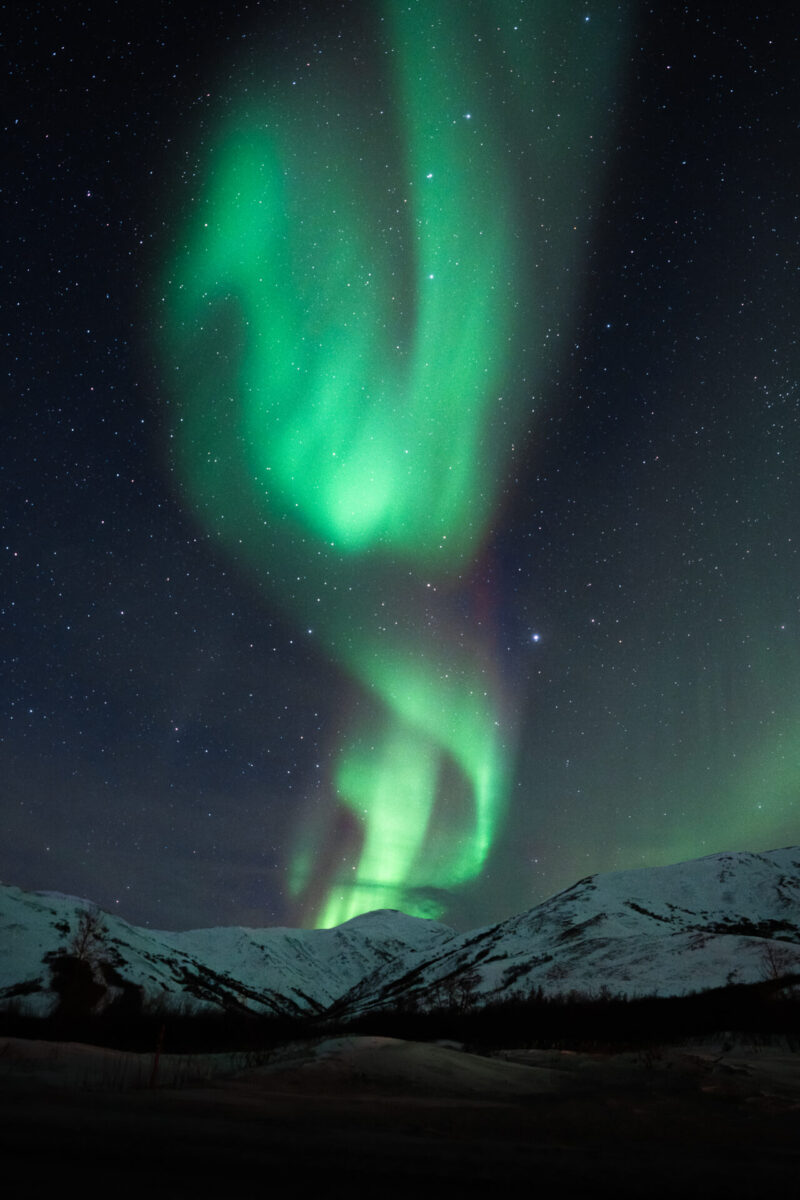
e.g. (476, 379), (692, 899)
(158, 2), (629, 925)
(4, 1), (799, 932)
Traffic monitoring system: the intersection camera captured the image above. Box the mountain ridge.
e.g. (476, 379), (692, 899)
(2, 846), (799, 1020)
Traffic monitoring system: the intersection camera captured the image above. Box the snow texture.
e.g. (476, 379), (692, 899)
(1, 847), (798, 1018)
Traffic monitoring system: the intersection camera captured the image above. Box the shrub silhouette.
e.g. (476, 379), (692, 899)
(44, 904), (113, 1021)
(68, 905), (109, 965)
(46, 953), (106, 1020)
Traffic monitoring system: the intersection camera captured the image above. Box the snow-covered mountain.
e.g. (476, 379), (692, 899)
(335, 847), (800, 1016)
(1, 847), (799, 1020)
(0, 887), (454, 1017)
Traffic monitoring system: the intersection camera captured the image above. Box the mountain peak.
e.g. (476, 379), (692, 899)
(1, 846), (798, 1020)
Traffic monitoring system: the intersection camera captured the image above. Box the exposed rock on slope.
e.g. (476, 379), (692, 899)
(0, 888), (454, 1017)
(1, 847), (798, 1019)
(335, 848), (800, 1016)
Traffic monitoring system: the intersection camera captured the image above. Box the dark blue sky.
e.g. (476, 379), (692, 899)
(4, 2), (798, 930)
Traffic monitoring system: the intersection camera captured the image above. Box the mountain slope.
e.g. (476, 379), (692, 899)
(334, 848), (800, 1015)
(0, 887), (454, 1017)
(1, 847), (798, 1020)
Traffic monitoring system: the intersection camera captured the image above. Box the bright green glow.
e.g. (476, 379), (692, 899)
(312, 643), (511, 927)
(158, 2), (629, 925)
(326, 720), (441, 926)
(165, 45), (515, 567)
(353, 642), (507, 881)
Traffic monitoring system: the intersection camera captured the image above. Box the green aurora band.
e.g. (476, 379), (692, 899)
(158, 2), (630, 926)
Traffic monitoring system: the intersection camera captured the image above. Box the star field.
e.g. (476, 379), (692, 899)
(3, 1), (798, 931)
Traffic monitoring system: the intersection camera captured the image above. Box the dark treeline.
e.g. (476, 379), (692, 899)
(1, 970), (799, 1056)
(335, 975), (800, 1052)
(0, 993), (308, 1055)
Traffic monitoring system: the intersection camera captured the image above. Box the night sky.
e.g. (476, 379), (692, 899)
(4, 1), (798, 932)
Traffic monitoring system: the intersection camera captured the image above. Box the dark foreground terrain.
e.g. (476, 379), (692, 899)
(1, 1034), (798, 1196)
